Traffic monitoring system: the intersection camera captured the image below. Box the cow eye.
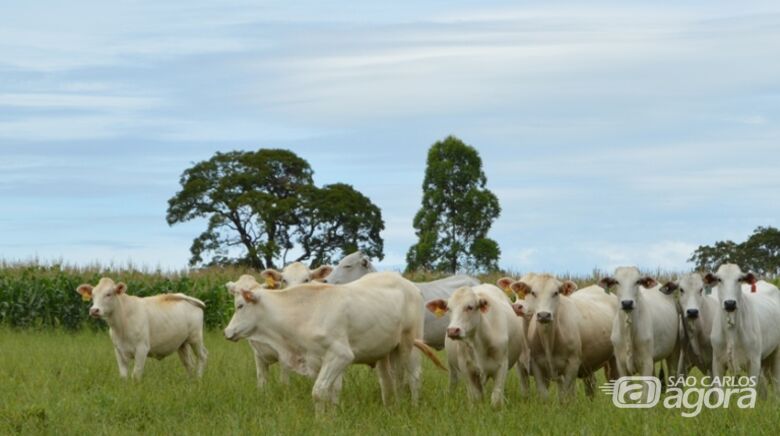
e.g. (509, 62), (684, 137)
(344, 265), (352, 269)
(304, 279), (310, 283)
(465, 305), (473, 311)
(530, 291), (537, 297)
(237, 304), (244, 310)
(553, 291), (559, 297)
(680, 289), (685, 294)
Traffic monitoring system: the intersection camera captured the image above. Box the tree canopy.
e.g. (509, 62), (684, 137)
(406, 136), (501, 273)
(167, 149), (384, 269)
(689, 226), (780, 276)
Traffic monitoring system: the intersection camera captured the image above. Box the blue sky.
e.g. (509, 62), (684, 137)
(1, 0), (779, 274)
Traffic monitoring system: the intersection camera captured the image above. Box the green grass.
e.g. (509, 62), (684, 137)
(1, 329), (777, 435)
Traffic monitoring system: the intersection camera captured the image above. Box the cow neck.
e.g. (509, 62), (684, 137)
(534, 311), (558, 376)
(105, 294), (133, 335)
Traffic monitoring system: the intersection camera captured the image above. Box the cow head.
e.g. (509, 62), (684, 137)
(518, 275), (576, 325)
(261, 262), (333, 289)
(601, 267), (657, 312)
(665, 273), (707, 320)
(323, 251), (375, 284)
(75, 277), (126, 319)
(224, 286), (263, 342)
(704, 263), (755, 314)
(426, 287), (488, 340)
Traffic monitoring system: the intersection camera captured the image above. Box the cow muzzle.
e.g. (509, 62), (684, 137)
(686, 308), (699, 319)
(446, 327), (463, 339)
(89, 307), (102, 319)
(536, 312), (552, 323)
(512, 303), (525, 317)
(621, 300), (635, 311)
(724, 300), (737, 312)
(224, 329), (240, 342)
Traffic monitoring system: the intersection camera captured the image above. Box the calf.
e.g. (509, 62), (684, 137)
(511, 275), (617, 399)
(705, 264), (780, 393)
(660, 273), (718, 375)
(426, 285), (529, 407)
(602, 267), (680, 381)
(223, 272), (444, 412)
(76, 278), (207, 380)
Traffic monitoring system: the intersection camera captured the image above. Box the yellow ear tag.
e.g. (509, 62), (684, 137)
(434, 307), (446, 318)
(81, 293), (91, 302)
(502, 286), (513, 297)
(264, 276), (277, 289)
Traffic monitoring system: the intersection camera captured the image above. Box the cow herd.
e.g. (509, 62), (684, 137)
(76, 252), (780, 412)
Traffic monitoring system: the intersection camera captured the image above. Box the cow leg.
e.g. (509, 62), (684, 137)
(582, 373), (597, 398)
(177, 344), (195, 377)
(559, 356), (579, 401)
(614, 354), (628, 378)
(250, 344), (270, 388)
(447, 343), (460, 393)
(531, 360), (550, 400)
(376, 356), (397, 406)
(278, 365), (290, 385)
(770, 349), (780, 394)
(749, 356), (767, 398)
(312, 348), (352, 413)
(190, 338), (208, 379)
(490, 358), (509, 408)
(114, 347), (130, 379)
(132, 345), (149, 380)
(516, 365), (530, 398)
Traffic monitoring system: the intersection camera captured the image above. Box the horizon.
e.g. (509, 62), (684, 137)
(2, 1), (779, 274)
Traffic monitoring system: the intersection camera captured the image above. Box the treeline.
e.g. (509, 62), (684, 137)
(689, 226), (780, 277)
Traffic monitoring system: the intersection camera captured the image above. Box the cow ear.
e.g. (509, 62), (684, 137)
(260, 269), (283, 289)
(115, 282), (127, 295)
(225, 281), (237, 295)
(511, 281), (531, 299)
(477, 298), (489, 313)
(76, 284), (93, 301)
(739, 273), (757, 285)
(361, 256), (370, 268)
(703, 273), (720, 286)
(310, 265), (333, 281)
(241, 289), (259, 304)
(599, 277), (617, 290)
(425, 299), (448, 318)
(637, 277), (657, 289)
(496, 277), (514, 295)
(559, 281), (577, 296)
(660, 281), (678, 295)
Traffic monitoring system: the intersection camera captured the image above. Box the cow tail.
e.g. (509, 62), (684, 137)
(413, 340), (447, 371)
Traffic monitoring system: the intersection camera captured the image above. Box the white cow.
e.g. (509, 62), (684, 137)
(602, 267), (680, 380)
(510, 274), (617, 399)
(705, 264), (780, 392)
(260, 262), (333, 289)
(223, 272), (445, 411)
(324, 251), (480, 349)
(76, 278), (207, 380)
(226, 265), (334, 387)
(660, 273), (718, 376)
(425, 285), (529, 407)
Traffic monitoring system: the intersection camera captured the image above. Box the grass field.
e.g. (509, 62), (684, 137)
(1, 329), (776, 435)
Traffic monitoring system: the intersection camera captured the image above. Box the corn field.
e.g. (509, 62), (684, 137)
(2, 262), (776, 331)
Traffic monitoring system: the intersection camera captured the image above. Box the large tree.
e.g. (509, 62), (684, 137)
(406, 136), (501, 273)
(167, 149), (384, 269)
(689, 226), (780, 276)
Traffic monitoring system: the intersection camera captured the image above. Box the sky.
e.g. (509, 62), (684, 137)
(1, 0), (779, 275)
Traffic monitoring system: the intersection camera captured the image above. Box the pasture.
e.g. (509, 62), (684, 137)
(1, 328), (775, 435)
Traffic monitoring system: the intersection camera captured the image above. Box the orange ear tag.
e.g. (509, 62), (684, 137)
(81, 293), (91, 302)
(264, 276), (277, 289)
(434, 307), (446, 318)
(751, 283), (757, 293)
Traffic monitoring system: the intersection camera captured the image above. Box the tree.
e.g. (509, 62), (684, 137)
(689, 226), (780, 276)
(167, 149), (384, 269)
(406, 136), (501, 273)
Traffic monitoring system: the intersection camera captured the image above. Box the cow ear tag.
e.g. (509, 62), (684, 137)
(265, 276), (277, 289)
(434, 307), (446, 318)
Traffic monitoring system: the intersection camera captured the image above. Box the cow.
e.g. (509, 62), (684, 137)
(259, 262), (333, 289)
(601, 267), (680, 384)
(425, 285), (529, 407)
(507, 274), (617, 400)
(76, 278), (207, 380)
(324, 251), (480, 349)
(704, 264), (780, 394)
(223, 271), (445, 412)
(660, 273), (718, 376)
